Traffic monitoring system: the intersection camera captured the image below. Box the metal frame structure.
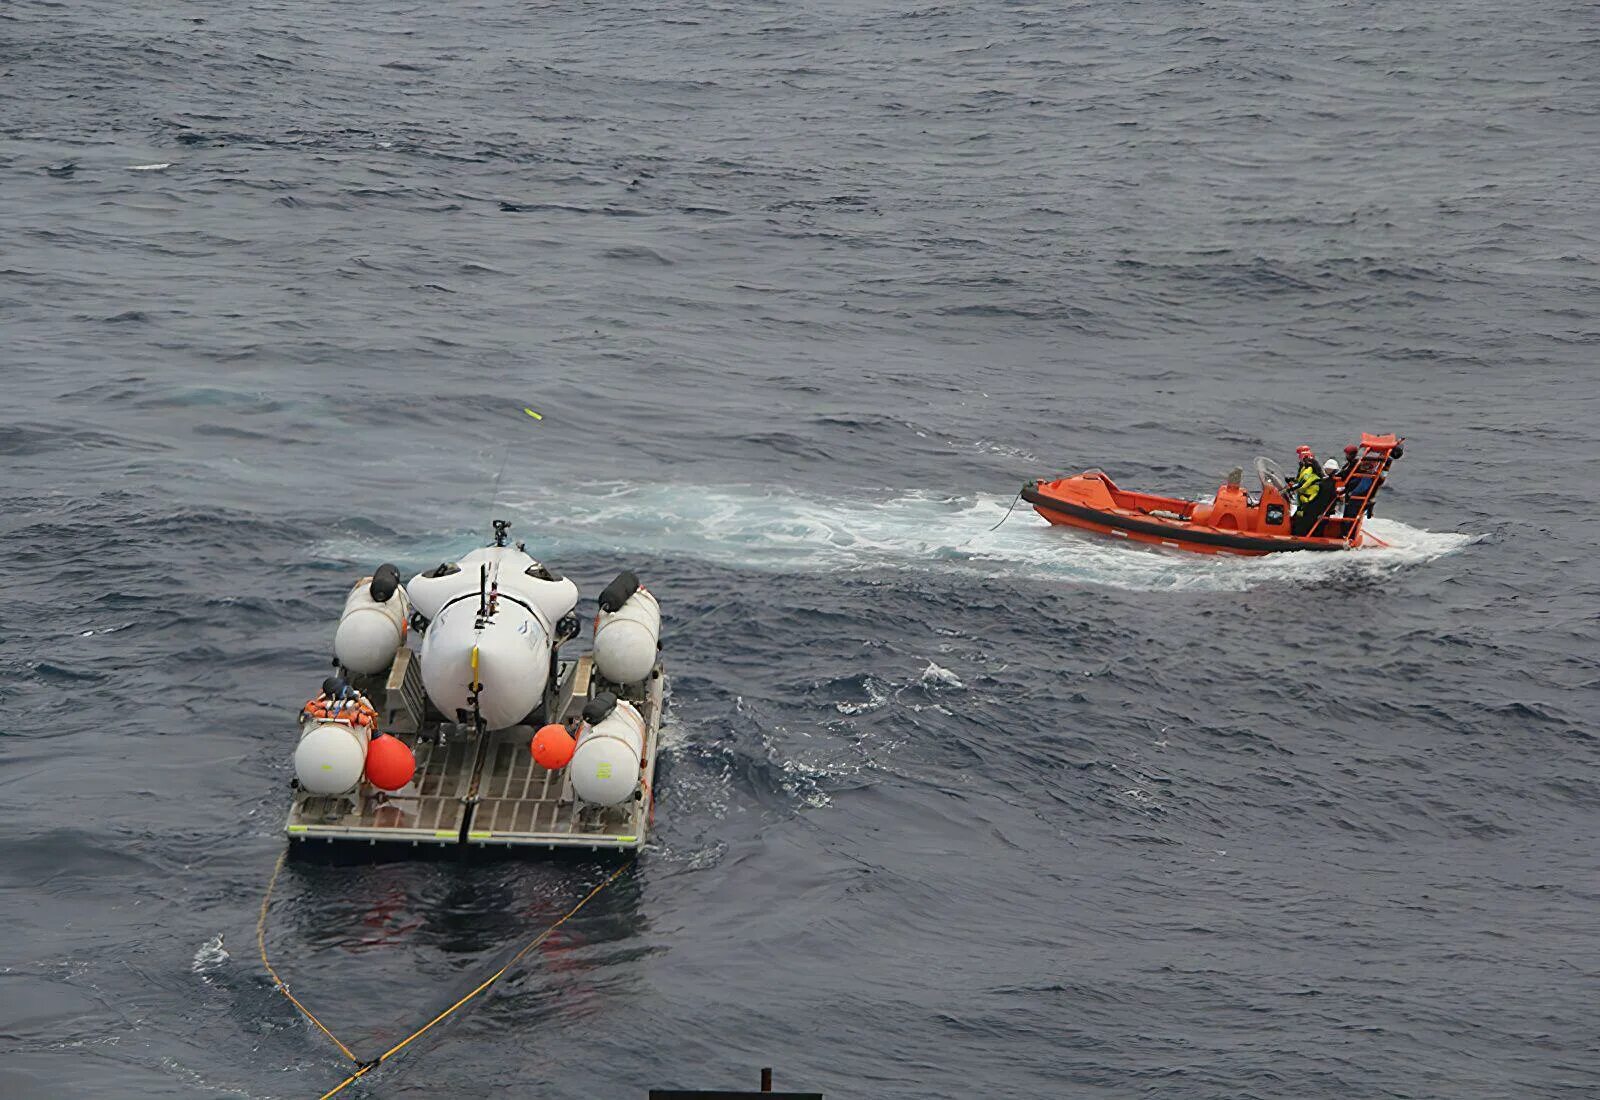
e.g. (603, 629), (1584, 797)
(286, 653), (662, 852)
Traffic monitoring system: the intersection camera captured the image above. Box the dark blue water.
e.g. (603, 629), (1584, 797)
(3, 0), (1597, 1096)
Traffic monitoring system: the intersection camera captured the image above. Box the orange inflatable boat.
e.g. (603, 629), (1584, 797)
(1023, 434), (1403, 556)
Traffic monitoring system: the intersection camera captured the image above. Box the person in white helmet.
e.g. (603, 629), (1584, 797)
(1319, 458), (1344, 532)
(1295, 457), (1340, 537)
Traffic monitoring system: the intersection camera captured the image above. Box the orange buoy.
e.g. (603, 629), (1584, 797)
(364, 733), (416, 791)
(530, 723), (576, 770)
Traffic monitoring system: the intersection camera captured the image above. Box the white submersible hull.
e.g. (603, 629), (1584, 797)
(407, 542), (578, 731)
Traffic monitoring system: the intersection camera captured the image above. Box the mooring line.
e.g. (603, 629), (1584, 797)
(257, 851), (633, 1097)
(957, 485), (1025, 547)
(988, 486), (1024, 532)
(257, 851), (361, 1065)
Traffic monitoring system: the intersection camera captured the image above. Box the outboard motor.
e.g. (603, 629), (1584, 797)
(593, 570), (660, 685)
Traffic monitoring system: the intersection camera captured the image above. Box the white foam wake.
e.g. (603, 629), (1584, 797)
(317, 483), (1476, 592)
(191, 934), (228, 985)
(515, 483), (1475, 592)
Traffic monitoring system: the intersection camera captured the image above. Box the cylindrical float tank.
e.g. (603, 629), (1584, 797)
(294, 720), (367, 795)
(334, 571), (410, 675)
(593, 587), (660, 685)
(570, 700), (646, 806)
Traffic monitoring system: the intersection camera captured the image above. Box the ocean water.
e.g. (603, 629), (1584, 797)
(2, 0), (1597, 1097)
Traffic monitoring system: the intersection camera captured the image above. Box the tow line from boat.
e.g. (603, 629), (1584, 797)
(958, 485), (1025, 547)
(255, 851), (634, 1098)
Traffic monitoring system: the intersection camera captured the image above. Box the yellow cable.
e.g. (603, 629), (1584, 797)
(256, 851), (361, 1065)
(259, 856), (633, 1097)
(371, 862), (630, 1064)
(317, 1066), (372, 1099)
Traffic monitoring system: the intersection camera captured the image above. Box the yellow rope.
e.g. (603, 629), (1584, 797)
(317, 1067), (371, 1099)
(256, 851), (361, 1064)
(260, 851), (633, 1098)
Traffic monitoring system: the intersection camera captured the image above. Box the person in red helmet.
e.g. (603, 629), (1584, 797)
(1289, 445), (1329, 536)
(1333, 439), (1404, 519)
(1291, 444), (1315, 482)
(1337, 444), (1360, 481)
(1334, 444), (1361, 516)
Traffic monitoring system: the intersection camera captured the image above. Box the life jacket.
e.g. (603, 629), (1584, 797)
(302, 693), (378, 729)
(1292, 464), (1322, 505)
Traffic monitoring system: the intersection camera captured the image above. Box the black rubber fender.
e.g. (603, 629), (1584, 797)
(582, 692), (618, 724)
(369, 563), (401, 602)
(598, 570), (641, 614)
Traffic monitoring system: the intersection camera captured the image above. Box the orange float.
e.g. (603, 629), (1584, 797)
(364, 733), (416, 791)
(530, 723), (576, 770)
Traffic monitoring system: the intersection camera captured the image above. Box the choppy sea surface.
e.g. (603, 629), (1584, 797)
(3, 0), (1597, 1096)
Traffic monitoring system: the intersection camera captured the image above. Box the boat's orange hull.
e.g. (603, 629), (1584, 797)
(1024, 473), (1383, 556)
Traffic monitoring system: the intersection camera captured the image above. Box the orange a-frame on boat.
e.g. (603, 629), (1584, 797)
(1022, 433), (1403, 557)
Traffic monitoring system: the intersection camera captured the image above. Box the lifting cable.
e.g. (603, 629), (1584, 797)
(256, 850), (633, 1098)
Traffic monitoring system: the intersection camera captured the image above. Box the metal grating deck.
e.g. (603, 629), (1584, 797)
(286, 733), (478, 844)
(286, 654), (663, 852)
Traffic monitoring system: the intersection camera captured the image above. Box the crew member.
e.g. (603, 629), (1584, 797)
(1329, 444), (1356, 514)
(1289, 446), (1327, 536)
(1314, 459), (1342, 534)
(1337, 444), (1360, 481)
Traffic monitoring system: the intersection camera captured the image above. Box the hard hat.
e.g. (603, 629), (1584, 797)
(1296, 445), (1313, 456)
(1344, 444), (1359, 455)
(1323, 459), (1339, 474)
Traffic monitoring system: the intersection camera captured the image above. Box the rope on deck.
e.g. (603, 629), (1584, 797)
(256, 850), (633, 1097)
